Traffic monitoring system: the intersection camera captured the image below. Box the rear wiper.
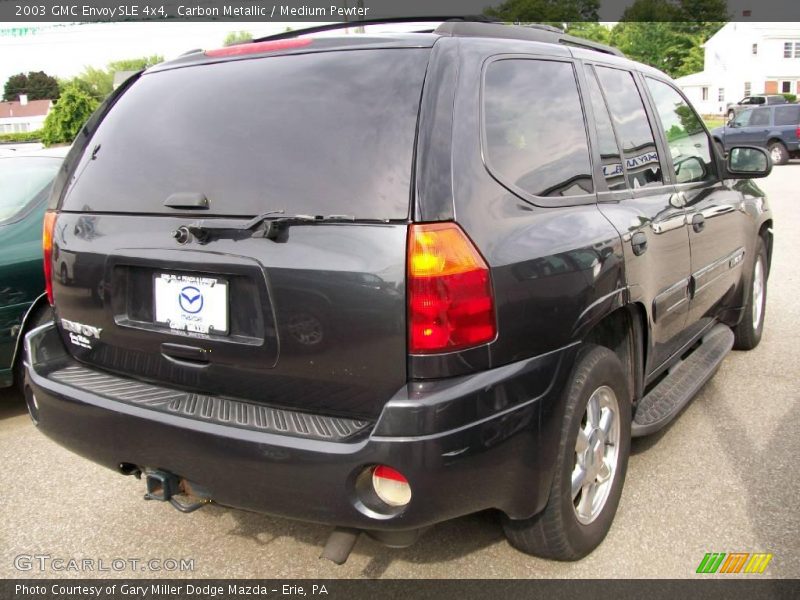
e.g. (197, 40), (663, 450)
(175, 212), (380, 244)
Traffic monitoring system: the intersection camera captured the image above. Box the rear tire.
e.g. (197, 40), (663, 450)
(14, 305), (53, 396)
(727, 110), (735, 120)
(733, 238), (768, 350)
(768, 141), (789, 166)
(503, 345), (631, 560)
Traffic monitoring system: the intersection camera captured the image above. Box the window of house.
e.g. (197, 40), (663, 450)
(584, 65), (626, 191)
(781, 81), (793, 94)
(796, 42), (800, 57)
(785, 42), (793, 58)
(702, 87), (708, 100)
(483, 58), (593, 198)
(744, 82), (751, 97)
(595, 66), (663, 188)
(752, 43), (758, 55)
(718, 88), (725, 102)
(646, 78), (715, 185)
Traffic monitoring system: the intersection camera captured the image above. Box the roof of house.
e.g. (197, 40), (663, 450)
(675, 71), (712, 87)
(0, 99), (52, 119)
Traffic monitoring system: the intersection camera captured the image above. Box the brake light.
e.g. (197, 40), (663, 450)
(42, 211), (57, 305)
(407, 223), (496, 354)
(205, 37), (312, 57)
(796, 125), (800, 140)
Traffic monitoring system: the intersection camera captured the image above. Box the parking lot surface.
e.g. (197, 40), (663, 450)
(1, 165), (798, 579)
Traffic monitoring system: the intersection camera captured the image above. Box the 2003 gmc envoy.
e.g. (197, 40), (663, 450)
(23, 20), (774, 563)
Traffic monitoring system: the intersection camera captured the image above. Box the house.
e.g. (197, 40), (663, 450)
(676, 22), (800, 115)
(0, 95), (52, 134)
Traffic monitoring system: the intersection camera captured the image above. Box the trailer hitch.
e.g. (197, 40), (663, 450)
(143, 470), (210, 513)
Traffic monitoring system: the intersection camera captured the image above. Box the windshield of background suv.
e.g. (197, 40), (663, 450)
(62, 49), (430, 219)
(0, 157), (61, 223)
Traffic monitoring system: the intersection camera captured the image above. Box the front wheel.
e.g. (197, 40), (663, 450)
(503, 345), (631, 560)
(733, 238), (768, 350)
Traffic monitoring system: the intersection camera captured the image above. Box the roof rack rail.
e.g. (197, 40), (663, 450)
(433, 21), (625, 57)
(252, 16), (494, 43)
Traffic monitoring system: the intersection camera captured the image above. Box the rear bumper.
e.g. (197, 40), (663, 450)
(25, 323), (572, 531)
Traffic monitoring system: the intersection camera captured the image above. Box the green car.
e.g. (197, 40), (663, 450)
(0, 147), (68, 391)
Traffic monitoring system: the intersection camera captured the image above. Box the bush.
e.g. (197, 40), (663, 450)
(41, 84), (99, 146)
(0, 129), (43, 143)
(782, 94), (797, 103)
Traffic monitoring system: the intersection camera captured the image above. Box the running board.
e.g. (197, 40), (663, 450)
(632, 324), (734, 437)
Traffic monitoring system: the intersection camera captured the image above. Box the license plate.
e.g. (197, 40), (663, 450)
(154, 273), (229, 335)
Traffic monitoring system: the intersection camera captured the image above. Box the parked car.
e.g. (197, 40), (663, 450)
(712, 104), (800, 165)
(24, 21), (773, 563)
(0, 147), (67, 391)
(726, 94), (788, 120)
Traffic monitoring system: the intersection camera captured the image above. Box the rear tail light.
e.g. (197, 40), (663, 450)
(407, 223), (496, 354)
(796, 125), (800, 140)
(205, 37), (312, 57)
(371, 465), (412, 507)
(42, 211), (57, 305)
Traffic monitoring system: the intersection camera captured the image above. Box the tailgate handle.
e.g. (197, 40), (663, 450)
(164, 192), (209, 209)
(161, 343), (209, 366)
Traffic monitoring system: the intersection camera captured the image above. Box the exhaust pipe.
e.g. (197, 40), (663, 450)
(320, 528), (361, 565)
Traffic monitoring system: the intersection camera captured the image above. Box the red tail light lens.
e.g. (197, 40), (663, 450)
(407, 223), (496, 354)
(205, 37), (312, 58)
(42, 211), (57, 305)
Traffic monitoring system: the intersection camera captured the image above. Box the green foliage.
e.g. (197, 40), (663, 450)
(66, 55), (163, 102)
(485, 0), (600, 22)
(563, 22), (610, 43)
(782, 94), (797, 103)
(0, 129), (43, 143)
(41, 84), (99, 146)
(3, 71), (60, 101)
(224, 30), (253, 46)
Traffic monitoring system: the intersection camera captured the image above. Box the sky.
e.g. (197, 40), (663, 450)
(0, 21), (323, 90)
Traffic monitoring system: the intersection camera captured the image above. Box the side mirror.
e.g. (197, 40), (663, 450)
(724, 146), (772, 179)
(675, 155), (707, 184)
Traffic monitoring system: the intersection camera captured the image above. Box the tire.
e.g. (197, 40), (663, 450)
(713, 139), (726, 158)
(14, 305), (54, 395)
(727, 110), (735, 120)
(503, 345), (631, 560)
(733, 238), (768, 350)
(768, 141), (789, 166)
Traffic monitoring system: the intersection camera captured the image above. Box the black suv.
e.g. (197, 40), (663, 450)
(25, 21), (773, 562)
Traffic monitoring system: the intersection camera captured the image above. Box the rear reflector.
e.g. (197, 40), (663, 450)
(372, 465), (412, 507)
(205, 37), (312, 58)
(42, 211), (56, 305)
(407, 223), (496, 353)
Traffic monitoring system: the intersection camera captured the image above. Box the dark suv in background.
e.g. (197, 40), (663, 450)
(712, 104), (800, 165)
(24, 21), (773, 563)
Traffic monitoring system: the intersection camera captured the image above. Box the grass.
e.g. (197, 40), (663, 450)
(703, 116), (725, 130)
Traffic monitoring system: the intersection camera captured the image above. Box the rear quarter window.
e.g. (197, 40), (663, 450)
(482, 58), (593, 200)
(774, 105), (800, 126)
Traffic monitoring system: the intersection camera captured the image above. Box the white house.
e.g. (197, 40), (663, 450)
(676, 22), (800, 115)
(0, 94), (52, 134)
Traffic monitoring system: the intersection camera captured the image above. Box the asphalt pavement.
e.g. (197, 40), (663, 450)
(1, 165), (798, 579)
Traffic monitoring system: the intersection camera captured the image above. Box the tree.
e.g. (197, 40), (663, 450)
(485, 0), (600, 22)
(67, 55), (163, 102)
(41, 84), (99, 146)
(3, 70), (60, 101)
(564, 22), (611, 44)
(224, 30), (253, 46)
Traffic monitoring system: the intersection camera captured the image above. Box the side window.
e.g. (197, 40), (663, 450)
(775, 105), (800, 126)
(595, 66), (663, 188)
(483, 59), (593, 198)
(733, 110), (752, 127)
(750, 109), (771, 127)
(645, 78), (716, 185)
(584, 66), (626, 191)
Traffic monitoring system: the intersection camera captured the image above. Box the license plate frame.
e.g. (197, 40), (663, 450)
(153, 273), (229, 335)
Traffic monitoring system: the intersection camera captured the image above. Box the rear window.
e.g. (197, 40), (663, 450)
(774, 105), (800, 126)
(62, 49), (430, 219)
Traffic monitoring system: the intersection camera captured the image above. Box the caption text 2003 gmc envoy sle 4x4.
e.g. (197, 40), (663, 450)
(23, 21), (774, 563)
